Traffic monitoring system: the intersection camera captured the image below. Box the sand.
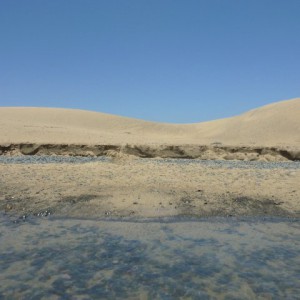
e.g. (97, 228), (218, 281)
(0, 98), (299, 148)
(0, 159), (299, 218)
(0, 98), (299, 218)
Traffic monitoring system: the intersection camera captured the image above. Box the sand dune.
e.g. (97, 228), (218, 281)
(196, 98), (300, 147)
(0, 98), (299, 148)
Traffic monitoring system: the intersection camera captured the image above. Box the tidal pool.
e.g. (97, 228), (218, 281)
(0, 214), (299, 299)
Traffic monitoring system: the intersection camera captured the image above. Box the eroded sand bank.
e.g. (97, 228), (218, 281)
(1, 143), (300, 161)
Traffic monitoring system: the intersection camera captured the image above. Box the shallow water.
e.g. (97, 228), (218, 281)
(0, 215), (300, 299)
(1, 155), (300, 170)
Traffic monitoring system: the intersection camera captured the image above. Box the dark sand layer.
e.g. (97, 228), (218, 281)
(1, 157), (299, 219)
(1, 143), (300, 161)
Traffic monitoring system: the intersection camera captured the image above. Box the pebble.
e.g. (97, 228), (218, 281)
(36, 210), (51, 217)
(0, 156), (110, 164)
(0, 155), (299, 170)
(145, 158), (300, 170)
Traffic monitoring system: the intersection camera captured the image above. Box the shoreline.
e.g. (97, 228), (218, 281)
(1, 157), (299, 219)
(2, 212), (300, 225)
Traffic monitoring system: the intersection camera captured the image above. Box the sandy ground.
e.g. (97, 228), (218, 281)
(1, 159), (299, 219)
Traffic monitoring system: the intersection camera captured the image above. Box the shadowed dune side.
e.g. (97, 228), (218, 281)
(0, 98), (299, 160)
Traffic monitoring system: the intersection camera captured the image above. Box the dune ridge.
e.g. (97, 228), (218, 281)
(0, 98), (299, 160)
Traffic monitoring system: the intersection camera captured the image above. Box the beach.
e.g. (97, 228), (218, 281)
(2, 2), (300, 297)
(1, 100), (300, 299)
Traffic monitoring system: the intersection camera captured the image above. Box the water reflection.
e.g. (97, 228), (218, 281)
(0, 214), (300, 299)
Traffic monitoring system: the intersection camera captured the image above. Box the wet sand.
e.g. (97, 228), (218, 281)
(1, 215), (300, 299)
(1, 157), (299, 219)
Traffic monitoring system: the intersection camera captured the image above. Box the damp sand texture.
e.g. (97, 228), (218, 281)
(0, 157), (300, 218)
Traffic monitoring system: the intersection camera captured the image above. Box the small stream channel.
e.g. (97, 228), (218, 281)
(0, 214), (300, 299)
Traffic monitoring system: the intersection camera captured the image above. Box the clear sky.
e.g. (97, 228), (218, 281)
(0, 0), (299, 123)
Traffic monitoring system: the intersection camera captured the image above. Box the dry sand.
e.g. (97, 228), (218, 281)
(0, 98), (299, 218)
(0, 98), (299, 148)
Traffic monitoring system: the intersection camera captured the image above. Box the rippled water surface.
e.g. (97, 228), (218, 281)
(0, 215), (300, 299)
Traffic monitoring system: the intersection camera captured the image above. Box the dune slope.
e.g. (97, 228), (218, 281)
(196, 98), (300, 147)
(0, 98), (299, 149)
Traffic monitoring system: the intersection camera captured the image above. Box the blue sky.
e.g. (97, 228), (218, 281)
(0, 0), (299, 123)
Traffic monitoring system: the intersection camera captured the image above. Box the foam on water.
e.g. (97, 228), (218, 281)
(0, 214), (300, 299)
